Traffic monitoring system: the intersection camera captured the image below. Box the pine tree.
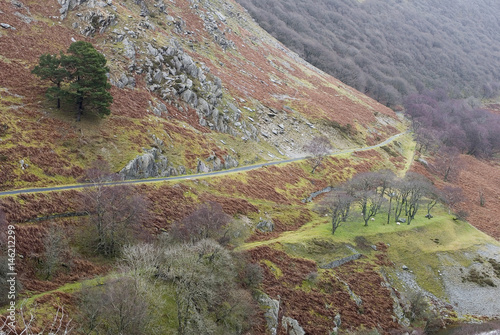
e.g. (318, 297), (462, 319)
(32, 41), (113, 121)
(64, 41), (113, 121)
(31, 53), (69, 109)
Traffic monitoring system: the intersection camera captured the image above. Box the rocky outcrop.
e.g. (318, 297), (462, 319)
(196, 153), (238, 173)
(257, 293), (280, 335)
(121, 142), (239, 179)
(119, 147), (182, 180)
(140, 38), (237, 134)
(256, 220), (274, 233)
(58, 0), (118, 35)
(281, 317), (305, 335)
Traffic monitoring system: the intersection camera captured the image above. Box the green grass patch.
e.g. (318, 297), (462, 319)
(261, 259), (283, 279)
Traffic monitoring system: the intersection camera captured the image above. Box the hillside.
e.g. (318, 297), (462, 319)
(235, 0), (500, 106)
(0, 0), (401, 192)
(1, 0), (500, 334)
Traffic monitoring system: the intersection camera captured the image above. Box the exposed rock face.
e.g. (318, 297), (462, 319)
(197, 153), (238, 173)
(58, 0), (118, 35)
(281, 317), (305, 335)
(257, 293), (280, 335)
(140, 38), (237, 135)
(119, 147), (178, 180)
(121, 145), (239, 179)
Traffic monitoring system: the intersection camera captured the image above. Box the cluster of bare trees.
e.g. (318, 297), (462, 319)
(71, 165), (257, 334)
(405, 90), (500, 160)
(316, 171), (459, 234)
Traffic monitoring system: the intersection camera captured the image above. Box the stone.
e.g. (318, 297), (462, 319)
(257, 293), (279, 335)
(398, 218), (407, 223)
(334, 313), (341, 328)
(181, 89), (197, 106)
(282, 317), (305, 335)
(256, 220), (274, 233)
(371, 245), (377, 251)
(0, 23), (12, 29)
(320, 253), (363, 269)
(122, 37), (136, 59)
(119, 148), (174, 179)
(402, 265), (409, 270)
(197, 160), (210, 173)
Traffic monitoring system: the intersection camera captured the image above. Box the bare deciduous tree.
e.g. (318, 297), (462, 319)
(80, 164), (149, 257)
(441, 186), (464, 214)
(77, 276), (150, 335)
(303, 136), (332, 174)
(170, 202), (232, 244)
(316, 189), (354, 234)
(1, 305), (73, 335)
(405, 173), (434, 225)
(430, 146), (464, 182)
(157, 239), (253, 335)
(347, 172), (386, 226)
(41, 224), (70, 280)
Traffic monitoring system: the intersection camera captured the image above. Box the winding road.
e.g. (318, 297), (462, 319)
(0, 131), (408, 197)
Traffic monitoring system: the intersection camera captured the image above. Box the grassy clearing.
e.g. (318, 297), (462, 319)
(242, 203), (500, 299)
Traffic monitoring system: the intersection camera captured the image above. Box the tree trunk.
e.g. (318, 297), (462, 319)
(57, 82), (61, 109)
(77, 98), (83, 122)
(387, 196), (393, 225)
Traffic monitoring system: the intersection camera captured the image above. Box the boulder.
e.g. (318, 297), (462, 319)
(197, 160), (210, 173)
(256, 220), (274, 233)
(257, 293), (280, 335)
(282, 317), (305, 335)
(119, 148), (173, 179)
(334, 313), (341, 328)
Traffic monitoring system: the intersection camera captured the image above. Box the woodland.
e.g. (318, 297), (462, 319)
(236, 0), (500, 106)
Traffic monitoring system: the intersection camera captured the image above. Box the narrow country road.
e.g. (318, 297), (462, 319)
(0, 131), (408, 197)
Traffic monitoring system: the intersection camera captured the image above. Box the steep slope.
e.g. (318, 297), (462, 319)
(0, 0), (401, 192)
(9, 0), (500, 334)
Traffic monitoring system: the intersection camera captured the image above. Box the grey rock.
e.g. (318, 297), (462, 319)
(282, 317), (305, 335)
(334, 313), (341, 328)
(371, 245), (378, 251)
(302, 187), (333, 203)
(122, 37), (136, 60)
(402, 265), (409, 270)
(256, 220), (274, 233)
(197, 160), (210, 173)
(197, 98), (211, 116)
(119, 148), (169, 179)
(341, 280), (363, 307)
(147, 43), (159, 56)
(320, 253), (363, 269)
(14, 12), (35, 24)
(398, 218), (407, 223)
(417, 158), (428, 166)
(257, 293), (279, 335)
(223, 155), (238, 169)
(0, 23), (12, 29)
